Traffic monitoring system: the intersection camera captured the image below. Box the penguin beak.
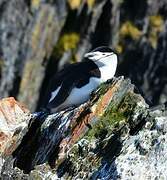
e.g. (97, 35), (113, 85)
(84, 52), (94, 58)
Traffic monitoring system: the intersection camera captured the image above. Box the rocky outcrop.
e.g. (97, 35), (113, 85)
(0, 97), (30, 172)
(0, 1), (167, 177)
(0, 77), (167, 179)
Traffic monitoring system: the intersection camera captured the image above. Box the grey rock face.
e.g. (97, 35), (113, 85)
(117, 0), (167, 105)
(93, 106), (167, 179)
(0, 0), (67, 111)
(118, 22), (167, 105)
(0, 0), (30, 97)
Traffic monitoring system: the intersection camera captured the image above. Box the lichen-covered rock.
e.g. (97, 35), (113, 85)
(0, 97), (30, 173)
(0, 77), (167, 179)
(2, 77), (164, 179)
(117, 0), (167, 105)
(0, 97), (30, 155)
(0, 0), (167, 179)
(92, 106), (167, 180)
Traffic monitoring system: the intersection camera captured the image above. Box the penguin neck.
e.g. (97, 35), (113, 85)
(94, 59), (112, 68)
(93, 55), (117, 82)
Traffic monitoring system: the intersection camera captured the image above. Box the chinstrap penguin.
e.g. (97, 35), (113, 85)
(46, 46), (118, 112)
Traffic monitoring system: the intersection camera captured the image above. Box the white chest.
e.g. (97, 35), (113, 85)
(64, 77), (101, 106)
(48, 77), (102, 111)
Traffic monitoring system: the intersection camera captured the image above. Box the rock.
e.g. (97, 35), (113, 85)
(0, 77), (167, 179)
(2, 76), (166, 179)
(0, 0), (67, 111)
(0, 97), (30, 173)
(18, 1), (67, 111)
(117, 0), (167, 105)
(0, 97), (30, 155)
(0, 0), (30, 98)
(93, 106), (167, 179)
(0, 0), (167, 178)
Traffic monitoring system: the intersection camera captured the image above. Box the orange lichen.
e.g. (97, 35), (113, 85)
(0, 97), (29, 155)
(0, 97), (29, 125)
(58, 80), (123, 158)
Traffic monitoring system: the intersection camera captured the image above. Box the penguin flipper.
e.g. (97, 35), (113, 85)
(46, 79), (74, 109)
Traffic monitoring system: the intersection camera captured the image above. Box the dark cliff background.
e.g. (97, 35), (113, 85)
(0, 0), (166, 111)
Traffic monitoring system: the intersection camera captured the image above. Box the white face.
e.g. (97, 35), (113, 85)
(84, 51), (114, 61)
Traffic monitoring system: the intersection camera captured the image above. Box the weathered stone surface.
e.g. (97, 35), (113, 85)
(92, 106), (167, 179)
(0, 77), (167, 179)
(0, 77), (151, 178)
(0, 0), (67, 111)
(117, 0), (167, 105)
(0, 97), (30, 173)
(18, 2), (67, 111)
(13, 77), (136, 172)
(0, 0), (30, 98)
(0, 1), (167, 178)
(0, 97), (30, 155)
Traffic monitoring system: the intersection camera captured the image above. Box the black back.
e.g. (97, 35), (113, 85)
(46, 60), (101, 108)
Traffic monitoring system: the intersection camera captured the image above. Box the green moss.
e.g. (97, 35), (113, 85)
(120, 21), (142, 40)
(53, 32), (80, 58)
(115, 44), (123, 54)
(68, 0), (81, 9)
(62, 89), (141, 176)
(149, 15), (164, 28)
(31, 0), (40, 9)
(148, 15), (164, 48)
(85, 107), (126, 142)
(87, 0), (95, 8)
(86, 109), (126, 141)
(85, 91), (138, 141)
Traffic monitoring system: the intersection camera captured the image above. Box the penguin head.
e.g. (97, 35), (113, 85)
(84, 46), (117, 62)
